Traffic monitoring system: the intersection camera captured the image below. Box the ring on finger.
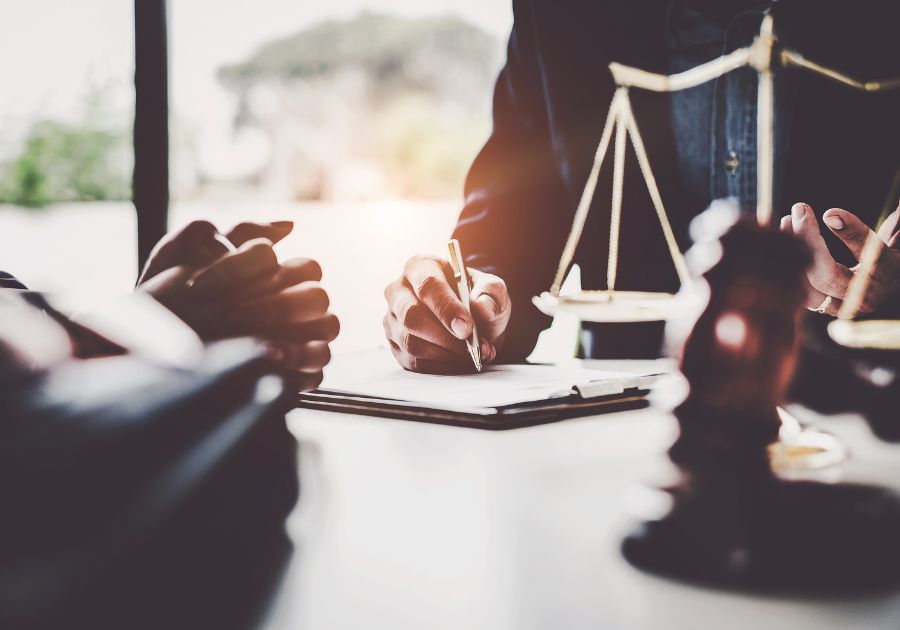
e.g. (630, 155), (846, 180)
(808, 295), (833, 314)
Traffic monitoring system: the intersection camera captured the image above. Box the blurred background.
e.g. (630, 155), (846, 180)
(0, 0), (512, 352)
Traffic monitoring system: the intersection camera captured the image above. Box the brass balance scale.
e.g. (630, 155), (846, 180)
(531, 14), (900, 470)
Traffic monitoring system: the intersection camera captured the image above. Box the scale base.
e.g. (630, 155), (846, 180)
(828, 319), (900, 350)
(622, 480), (900, 594)
(533, 290), (694, 323)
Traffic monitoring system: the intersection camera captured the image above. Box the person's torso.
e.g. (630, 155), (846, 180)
(526, 0), (900, 293)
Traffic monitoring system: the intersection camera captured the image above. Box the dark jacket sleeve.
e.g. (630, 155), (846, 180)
(0, 272), (27, 290)
(451, 0), (571, 361)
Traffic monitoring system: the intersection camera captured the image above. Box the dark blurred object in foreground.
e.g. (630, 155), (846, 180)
(0, 297), (298, 628)
(792, 315), (900, 442)
(624, 204), (900, 593)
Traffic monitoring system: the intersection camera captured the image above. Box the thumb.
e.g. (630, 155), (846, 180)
(139, 220), (225, 284)
(227, 220), (294, 247)
(878, 206), (900, 248)
(468, 270), (511, 340)
(823, 208), (882, 261)
(790, 203), (832, 263)
(889, 232), (900, 249)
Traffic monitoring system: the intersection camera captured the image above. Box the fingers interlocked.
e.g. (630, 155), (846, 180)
(137, 219), (338, 390)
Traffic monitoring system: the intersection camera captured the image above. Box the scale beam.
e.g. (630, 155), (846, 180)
(781, 50), (900, 92)
(609, 47), (753, 93)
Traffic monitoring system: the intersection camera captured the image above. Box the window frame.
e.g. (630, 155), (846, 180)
(133, 0), (169, 268)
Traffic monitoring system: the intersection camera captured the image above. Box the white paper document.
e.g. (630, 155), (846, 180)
(320, 349), (660, 412)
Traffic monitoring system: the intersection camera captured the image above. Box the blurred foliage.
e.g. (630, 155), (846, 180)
(0, 97), (131, 208)
(219, 12), (497, 94)
(215, 12), (501, 200)
(373, 95), (487, 198)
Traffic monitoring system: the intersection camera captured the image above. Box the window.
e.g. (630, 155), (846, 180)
(0, 0), (136, 295)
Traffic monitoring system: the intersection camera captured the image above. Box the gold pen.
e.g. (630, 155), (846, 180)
(447, 239), (483, 372)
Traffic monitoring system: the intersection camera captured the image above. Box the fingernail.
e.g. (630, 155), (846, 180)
(791, 203), (806, 220)
(823, 214), (844, 230)
(451, 317), (469, 339)
(272, 220), (293, 228)
(476, 293), (498, 315)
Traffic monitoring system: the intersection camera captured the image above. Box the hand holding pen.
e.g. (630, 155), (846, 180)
(383, 241), (512, 374)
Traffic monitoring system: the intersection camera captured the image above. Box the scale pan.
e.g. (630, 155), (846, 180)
(827, 319), (900, 350)
(533, 290), (692, 323)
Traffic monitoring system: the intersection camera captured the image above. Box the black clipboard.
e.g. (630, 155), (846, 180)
(296, 387), (652, 430)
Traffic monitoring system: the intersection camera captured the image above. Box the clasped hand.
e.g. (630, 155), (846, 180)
(138, 220), (339, 390)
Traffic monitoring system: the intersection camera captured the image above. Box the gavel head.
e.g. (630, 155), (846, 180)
(673, 201), (811, 449)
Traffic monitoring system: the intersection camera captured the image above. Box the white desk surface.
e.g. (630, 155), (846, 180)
(264, 360), (900, 630)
